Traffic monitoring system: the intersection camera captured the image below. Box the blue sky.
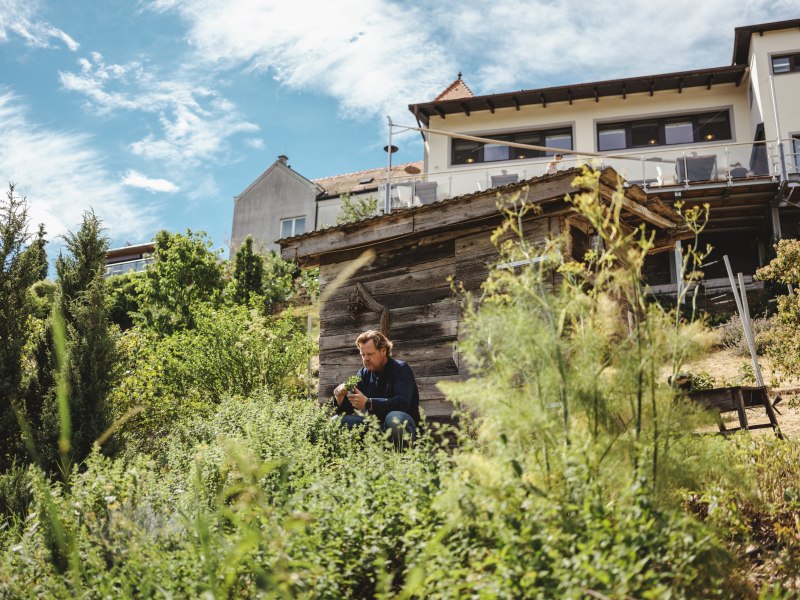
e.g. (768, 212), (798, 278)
(0, 0), (795, 255)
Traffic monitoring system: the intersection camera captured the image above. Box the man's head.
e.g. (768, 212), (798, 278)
(555, 153), (563, 160)
(355, 330), (392, 372)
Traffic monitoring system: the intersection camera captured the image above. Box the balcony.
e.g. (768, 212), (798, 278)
(104, 256), (154, 277)
(377, 139), (799, 210)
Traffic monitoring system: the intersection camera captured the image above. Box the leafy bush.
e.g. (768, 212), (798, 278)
(716, 314), (774, 356)
(0, 396), (448, 598)
(336, 193), (379, 225)
(108, 305), (314, 458)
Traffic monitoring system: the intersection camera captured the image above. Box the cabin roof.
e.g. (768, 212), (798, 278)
(279, 167), (689, 266)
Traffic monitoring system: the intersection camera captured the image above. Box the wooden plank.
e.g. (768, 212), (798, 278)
(285, 176), (579, 264)
(320, 298), (461, 336)
(597, 181), (678, 229)
(321, 259), (457, 304)
(319, 319), (459, 352)
(319, 239), (456, 286)
(283, 215), (415, 262)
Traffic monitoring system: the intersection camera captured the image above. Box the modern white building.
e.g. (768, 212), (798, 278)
(235, 18), (800, 303)
(400, 18), (800, 301)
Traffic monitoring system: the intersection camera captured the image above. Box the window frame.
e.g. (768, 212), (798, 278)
(771, 52), (800, 75)
(280, 216), (306, 238)
(596, 110), (733, 152)
(450, 125), (574, 166)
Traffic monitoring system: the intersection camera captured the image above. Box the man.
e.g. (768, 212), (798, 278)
(546, 153), (563, 175)
(333, 330), (419, 447)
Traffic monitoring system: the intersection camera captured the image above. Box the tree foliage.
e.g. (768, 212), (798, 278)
(49, 210), (115, 468)
(231, 235), (264, 305)
(336, 193), (378, 225)
(755, 238), (800, 382)
(137, 229), (224, 334)
(0, 184), (46, 468)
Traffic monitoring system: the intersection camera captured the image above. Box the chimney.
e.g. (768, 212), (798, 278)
(277, 155), (288, 165)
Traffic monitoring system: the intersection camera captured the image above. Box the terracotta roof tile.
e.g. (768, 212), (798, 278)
(434, 76), (475, 101)
(313, 161), (424, 198)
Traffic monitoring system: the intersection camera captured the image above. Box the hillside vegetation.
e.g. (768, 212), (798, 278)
(1, 174), (800, 598)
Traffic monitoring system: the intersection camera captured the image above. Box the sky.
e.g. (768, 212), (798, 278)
(0, 0), (797, 255)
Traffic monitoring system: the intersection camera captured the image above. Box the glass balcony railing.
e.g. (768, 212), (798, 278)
(377, 139), (797, 211)
(104, 257), (154, 277)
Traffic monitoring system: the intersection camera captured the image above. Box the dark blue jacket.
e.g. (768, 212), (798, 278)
(337, 358), (420, 424)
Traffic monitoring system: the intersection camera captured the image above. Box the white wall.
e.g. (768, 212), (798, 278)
(749, 28), (800, 142)
(231, 163), (317, 254)
(424, 83), (753, 196)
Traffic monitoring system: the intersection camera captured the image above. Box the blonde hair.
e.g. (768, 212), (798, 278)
(355, 330), (393, 357)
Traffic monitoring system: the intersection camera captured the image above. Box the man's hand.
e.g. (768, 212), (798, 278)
(333, 383), (347, 406)
(348, 388), (368, 411)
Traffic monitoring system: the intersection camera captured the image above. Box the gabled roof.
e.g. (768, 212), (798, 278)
(235, 158), (321, 200)
(732, 18), (800, 65)
(313, 161), (424, 199)
(409, 65), (747, 125)
(434, 75), (475, 101)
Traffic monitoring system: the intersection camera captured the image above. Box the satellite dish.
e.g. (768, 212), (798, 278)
(404, 165), (421, 174)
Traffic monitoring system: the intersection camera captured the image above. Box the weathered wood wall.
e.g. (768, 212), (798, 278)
(318, 215), (561, 418)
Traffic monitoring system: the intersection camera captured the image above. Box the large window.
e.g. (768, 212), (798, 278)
(772, 53), (800, 74)
(452, 127), (573, 165)
(597, 111), (732, 151)
(280, 216), (306, 238)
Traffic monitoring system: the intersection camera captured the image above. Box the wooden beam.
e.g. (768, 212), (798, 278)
(706, 74), (714, 90)
(649, 80), (654, 96)
(598, 182), (678, 229)
(434, 105), (446, 119)
(622, 84), (626, 99)
(486, 99), (495, 113)
(460, 102), (470, 117)
(541, 93), (546, 108)
(512, 95), (520, 111)
(568, 89), (573, 105)
(678, 78), (684, 93)
(594, 86), (599, 102)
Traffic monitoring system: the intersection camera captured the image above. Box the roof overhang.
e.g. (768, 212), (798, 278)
(409, 65), (747, 125)
(279, 167), (690, 266)
(732, 18), (800, 65)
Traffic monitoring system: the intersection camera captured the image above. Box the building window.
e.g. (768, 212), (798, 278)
(280, 216), (306, 238)
(772, 53), (800, 74)
(452, 127), (573, 165)
(597, 110), (732, 151)
(793, 134), (800, 170)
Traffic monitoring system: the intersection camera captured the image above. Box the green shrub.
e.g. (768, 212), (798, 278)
(0, 460), (31, 532)
(108, 305), (314, 458)
(716, 314), (774, 356)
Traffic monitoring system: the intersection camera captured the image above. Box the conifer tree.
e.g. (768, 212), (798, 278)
(48, 210), (114, 465)
(232, 235), (264, 305)
(0, 184), (43, 467)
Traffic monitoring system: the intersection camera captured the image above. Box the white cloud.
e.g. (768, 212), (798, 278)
(243, 138), (265, 150)
(0, 91), (158, 242)
(121, 170), (179, 193)
(145, 0), (793, 122)
(60, 52), (259, 167)
(0, 0), (78, 50)
(145, 0), (456, 121)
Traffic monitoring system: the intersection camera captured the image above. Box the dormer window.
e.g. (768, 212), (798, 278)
(452, 127), (573, 166)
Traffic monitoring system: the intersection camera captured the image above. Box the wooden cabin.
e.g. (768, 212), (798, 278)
(279, 167), (689, 420)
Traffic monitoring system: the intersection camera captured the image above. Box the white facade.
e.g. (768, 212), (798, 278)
(405, 20), (800, 206)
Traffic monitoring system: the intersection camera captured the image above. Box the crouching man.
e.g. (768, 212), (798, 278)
(333, 330), (419, 448)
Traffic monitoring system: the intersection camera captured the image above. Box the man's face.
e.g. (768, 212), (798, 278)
(359, 340), (388, 372)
